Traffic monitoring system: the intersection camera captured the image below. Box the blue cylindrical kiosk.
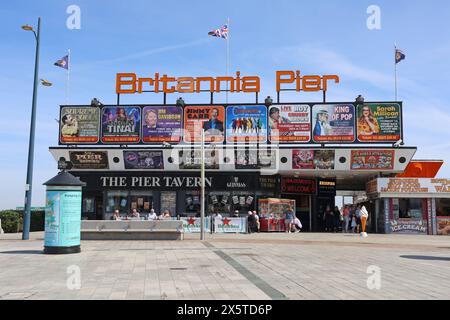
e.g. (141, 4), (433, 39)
(43, 171), (85, 254)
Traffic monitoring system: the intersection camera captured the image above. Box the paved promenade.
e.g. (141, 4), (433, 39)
(0, 232), (449, 300)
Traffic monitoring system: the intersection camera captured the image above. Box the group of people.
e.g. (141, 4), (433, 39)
(111, 208), (173, 221)
(230, 117), (263, 134)
(323, 204), (369, 234)
(247, 210), (260, 233)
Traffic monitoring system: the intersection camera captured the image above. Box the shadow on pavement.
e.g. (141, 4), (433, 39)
(0, 250), (43, 255)
(400, 255), (450, 261)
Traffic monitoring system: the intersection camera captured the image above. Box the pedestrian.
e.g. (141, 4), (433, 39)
(247, 211), (257, 233)
(351, 214), (357, 233)
(323, 206), (334, 232)
(333, 206), (341, 232)
(284, 206), (295, 233)
(342, 205), (350, 233)
(253, 211), (260, 233)
(293, 215), (303, 232)
(355, 205), (362, 233)
(111, 210), (121, 221)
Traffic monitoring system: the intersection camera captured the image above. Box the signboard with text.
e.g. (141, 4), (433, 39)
(312, 104), (355, 143)
(60, 107), (100, 144)
(183, 106), (225, 143)
(226, 105), (267, 143)
(351, 150), (394, 170)
(268, 105), (311, 143)
(357, 103), (401, 142)
(142, 106), (182, 143)
(101, 107), (141, 143)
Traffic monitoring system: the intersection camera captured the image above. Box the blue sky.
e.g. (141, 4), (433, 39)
(1, 0), (449, 209)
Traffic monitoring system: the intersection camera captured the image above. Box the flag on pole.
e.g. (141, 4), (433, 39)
(208, 24), (229, 39)
(395, 49), (406, 64)
(54, 55), (69, 70)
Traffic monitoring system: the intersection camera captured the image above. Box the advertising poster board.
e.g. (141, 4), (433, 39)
(351, 150), (395, 170)
(437, 217), (450, 236)
(60, 107), (100, 144)
(123, 150), (164, 169)
(181, 217), (211, 233)
(226, 105), (267, 143)
(356, 103), (401, 142)
(292, 150), (314, 169)
(183, 106), (225, 143)
(281, 178), (316, 194)
(312, 104), (355, 143)
(235, 149), (276, 169)
(268, 105), (311, 143)
(313, 150), (335, 169)
(69, 151), (109, 170)
(213, 217), (247, 233)
(142, 106), (182, 143)
(179, 149), (219, 169)
(101, 107), (141, 143)
(44, 191), (82, 247)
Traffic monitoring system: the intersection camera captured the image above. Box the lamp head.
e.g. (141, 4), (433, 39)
(22, 25), (34, 31)
(40, 79), (52, 87)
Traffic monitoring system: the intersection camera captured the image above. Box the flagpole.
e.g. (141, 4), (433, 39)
(67, 49), (71, 105)
(226, 17), (230, 104)
(394, 43), (397, 101)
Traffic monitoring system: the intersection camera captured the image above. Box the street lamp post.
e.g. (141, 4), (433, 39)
(22, 18), (41, 240)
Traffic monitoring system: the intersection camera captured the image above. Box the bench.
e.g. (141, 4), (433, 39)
(81, 220), (184, 240)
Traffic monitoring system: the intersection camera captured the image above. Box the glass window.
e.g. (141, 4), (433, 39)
(436, 199), (450, 217)
(83, 197), (95, 213)
(161, 191), (176, 216)
(185, 191), (201, 215)
(129, 191), (153, 215)
(208, 192), (231, 215)
(105, 191), (129, 218)
(398, 198), (423, 219)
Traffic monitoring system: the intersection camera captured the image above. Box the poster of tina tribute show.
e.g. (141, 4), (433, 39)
(101, 107), (141, 143)
(60, 107), (100, 144)
(142, 106), (182, 143)
(312, 104), (355, 143)
(226, 105), (267, 143)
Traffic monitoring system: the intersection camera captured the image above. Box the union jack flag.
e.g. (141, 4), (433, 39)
(208, 24), (228, 39)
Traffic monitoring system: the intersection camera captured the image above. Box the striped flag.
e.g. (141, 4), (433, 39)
(395, 49), (406, 64)
(208, 24), (228, 39)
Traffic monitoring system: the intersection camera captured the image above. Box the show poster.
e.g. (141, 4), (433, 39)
(60, 107), (100, 144)
(142, 106), (182, 143)
(226, 105), (267, 143)
(312, 104), (355, 143)
(101, 107), (141, 143)
(357, 103), (401, 142)
(292, 150), (314, 169)
(437, 217), (450, 236)
(179, 150), (219, 169)
(44, 191), (82, 247)
(235, 149), (276, 169)
(351, 150), (395, 170)
(123, 150), (164, 169)
(69, 151), (109, 169)
(314, 150), (335, 169)
(268, 105), (311, 143)
(183, 106), (225, 143)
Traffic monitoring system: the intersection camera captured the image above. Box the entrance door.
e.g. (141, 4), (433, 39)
(315, 197), (335, 232)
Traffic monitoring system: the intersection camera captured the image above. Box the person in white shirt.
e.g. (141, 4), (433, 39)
(147, 209), (157, 221)
(293, 216), (303, 232)
(252, 211), (260, 232)
(130, 208), (140, 219)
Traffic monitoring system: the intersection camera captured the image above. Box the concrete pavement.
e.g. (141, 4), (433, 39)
(0, 232), (449, 300)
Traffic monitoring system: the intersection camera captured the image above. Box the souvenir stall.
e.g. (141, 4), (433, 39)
(258, 198), (296, 232)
